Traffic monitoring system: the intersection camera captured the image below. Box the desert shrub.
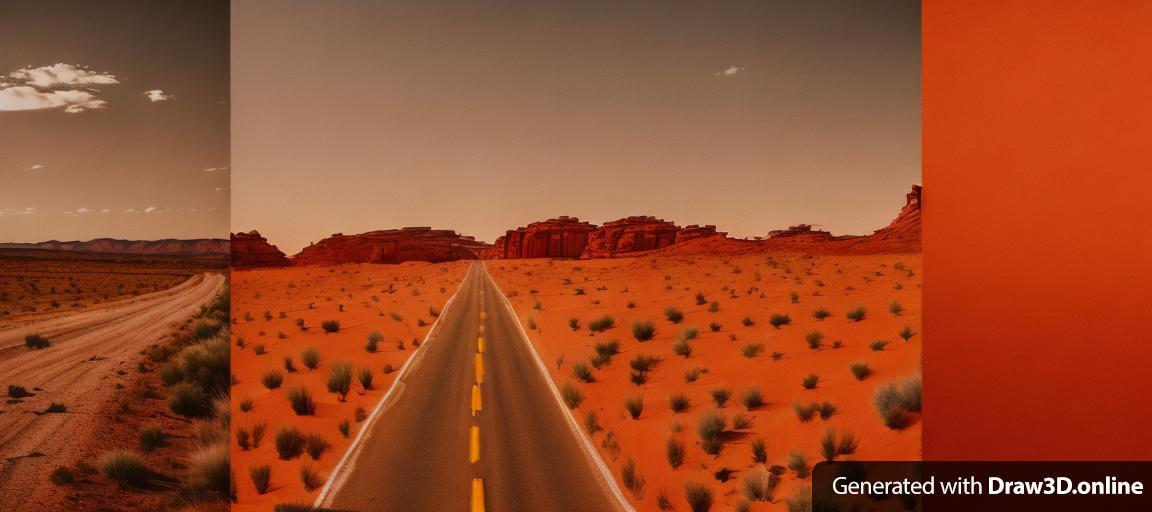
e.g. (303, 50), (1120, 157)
(668, 393), (690, 413)
(24, 334), (51, 350)
(679, 327), (699, 341)
(561, 382), (583, 409)
(354, 406), (367, 422)
(253, 344), (267, 355)
(572, 361), (595, 383)
(568, 318), (581, 331)
(684, 367), (702, 383)
(819, 428), (859, 462)
(805, 331), (825, 350)
(849, 362), (872, 380)
(657, 491), (673, 510)
(684, 481), (714, 512)
(817, 401), (837, 420)
(732, 413), (754, 430)
(751, 438), (768, 464)
(583, 410), (603, 435)
(99, 450), (149, 485)
(304, 432), (330, 460)
(665, 437), (686, 469)
(252, 422), (267, 448)
(709, 321), (721, 332)
(527, 317), (537, 330)
(787, 450), (810, 478)
(875, 383), (914, 430)
(168, 382), (208, 417)
(672, 338), (693, 358)
(50, 466), (75, 485)
(356, 366), (374, 390)
(326, 363), (353, 400)
(46, 403), (69, 414)
(240, 397), (254, 412)
(237, 428), (251, 451)
(632, 320), (657, 341)
(624, 396), (644, 419)
(793, 401), (817, 422)
(741, 343), (764, 358)
(365, 331), (383, 352)
(383, 363), (395, 374)
(846, 306), (867, 322)
(902, 374), (922, 412)
(801, 373), (820, 389)
(742, 464), (779, 502)
(300, 464), (323, 492)
(665, 307), (684, 324)
(284, 356), (296, 372)
(139, 424), (166, 451)
(261, 370), (284, 389)
(889, 300), (904, 316)
(286, 386), (317, 415)
(768, 313), (791, 329)
(192, 320), (223, 340)
(870, 340), (889, 351)
(7, 385), (32, 398)
(742, 387), (764, 411)
(741, 316), (754, 326)
(321, 320), (340, 333)
(695, 292), (708, 305)
(589, 315), (615, 332)
(274, 426), (305, 459)
(709, 388), (731, 407)
(629, 353), (660, 373)
(594, 340), (620, 359)
(697, 411), (727, 455)
(813, 307), (831, 321)
(900, 325), (916, 342)
(250, 465), (272, 494)
(301, 346), (321, 370)
(790, 291), (800, 304)
(622, 458), (645, 500)
(630, 371), (648, 386)
(787, 486), (813, 512)
(185, 442), (230, 498)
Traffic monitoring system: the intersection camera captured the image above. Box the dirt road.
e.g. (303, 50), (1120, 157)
(0, 273), (226, 510)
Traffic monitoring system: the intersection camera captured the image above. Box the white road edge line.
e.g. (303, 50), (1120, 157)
(484, 263), (637, 512)
(313, 263), (475, 508)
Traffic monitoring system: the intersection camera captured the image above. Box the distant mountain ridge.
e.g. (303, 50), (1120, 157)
(0, 238), (230, 256)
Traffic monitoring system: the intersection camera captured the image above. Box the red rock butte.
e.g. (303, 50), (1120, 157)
(291, 227), (491, 266)
(231, 231), (291, 267)
(0, 238), (230, 256)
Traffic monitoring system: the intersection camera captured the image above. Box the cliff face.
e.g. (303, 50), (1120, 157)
(486, 217), (597, 259)
(292, 227), (490, 265)
(0, 238), (230, 256)
(231, 231), (290, 267)
(582, 216), (679, 258)
(761, 185), (921, 254)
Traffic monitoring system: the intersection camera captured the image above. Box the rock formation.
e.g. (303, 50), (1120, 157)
(231, 231), (290, 267)
(761, 185), (921, 254)
(293, 227), (490, 265)
(677, 224), (727, 243)
(582, 216), (680, 258)
(487, 217), (596, 259)
(0, 238), (230, 256)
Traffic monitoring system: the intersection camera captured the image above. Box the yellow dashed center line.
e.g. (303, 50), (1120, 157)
(471, 384), (482, 416)
(470, 425), (480, 463)
(475, 352), (484, 384)
(471, 478), (485, 512)
(477, 335), (484, 353)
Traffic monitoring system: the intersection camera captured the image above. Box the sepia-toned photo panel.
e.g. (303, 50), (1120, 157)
(0, 1), (230, 511)
(229, 1), (919, 512)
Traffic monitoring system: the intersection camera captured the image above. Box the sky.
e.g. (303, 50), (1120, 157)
(0, 0), (230, 243)
(232, 0), (921, 255)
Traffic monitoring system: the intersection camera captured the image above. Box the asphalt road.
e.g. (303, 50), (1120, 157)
(322, 263), (624, 512)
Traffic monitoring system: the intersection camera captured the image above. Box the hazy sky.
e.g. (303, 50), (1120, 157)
(235, 0), (920, 254)
(0, 0), (229, 243)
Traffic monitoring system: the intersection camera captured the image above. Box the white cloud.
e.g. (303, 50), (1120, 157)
(715, 66), (743, 77)
(145, 89), (172, 102)
(144, 206), (157, 213)
(28, 164), (45, 171)
(1, 63), (120, 113)
(75, 207), (90, 214)
(124, 208), (137, 213)
(100, 209), (111, 214)
(8, 63), (118, 88)
(0, 86), (108, 113)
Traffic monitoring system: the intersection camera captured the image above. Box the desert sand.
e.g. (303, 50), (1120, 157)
(487, 250), (922, 511)
(230, 261), (470, 510)
(0, 273), (227, 511)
